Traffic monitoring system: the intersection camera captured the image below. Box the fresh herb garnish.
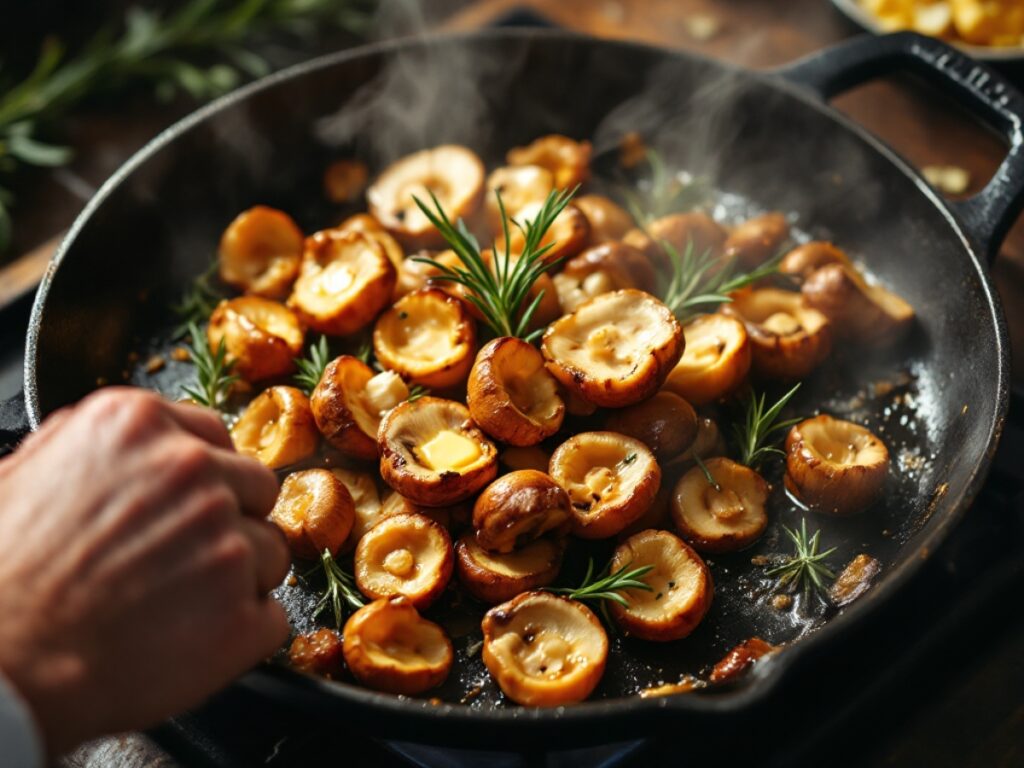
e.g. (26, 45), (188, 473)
(549, 557), (653, 626)
(733, 383), (801, 470)
(693, 454), (721, 492)
(765, 518), (837, 601)
(311, 548), (365, 629)
(412, 187), (576, 343)
(355, 338), (373, 365)
(181, 321), (237, 410)
(621, 149), (710, 227)
(406, 383), (429, 403)
(293, 335), (331, 395)
(171, 261), (223, 339)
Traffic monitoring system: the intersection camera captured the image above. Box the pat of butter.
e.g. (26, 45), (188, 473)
(418, 430), (481, 472)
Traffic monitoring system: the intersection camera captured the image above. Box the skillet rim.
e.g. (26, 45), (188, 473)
(23, 28), (1010, 726)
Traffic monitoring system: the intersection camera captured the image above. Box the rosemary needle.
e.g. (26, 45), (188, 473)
(765, 518), (837, 601)
(310, 549), (365, 630)
(293, 335), (331, 395)
(732, 383), (802, 470)
(181, 321), (237, 411)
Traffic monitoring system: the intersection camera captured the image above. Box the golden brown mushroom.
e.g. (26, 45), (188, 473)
(778, 241), (853, 282)
(473, 470), (572, 553)
(574, 194), (635, 244)
(483, 164), (555, 233)
(723, 212), (790, 269)
(373, 288), (477, 390)
(801, 263), (915, 345)
(378, 397), (498, 507)
(674, 416), (727, 467)
(354, 512), (453, 610)
(323, 159), (369, 204)
(623, 211), (727, 269)
(481, 591), (608, 706)
(343, 597), (453, 695)
(604, 391), (698, 462)
(270, 469), (355, 559)
(218, 206), (303, 299)
(549, 432), (661, 539)
(608, 529), (713, 641)
(785, 415), (889, 516)
(330, 468), (385, 551)
(542, 289), (684, 408)
(553, 242), (657, 312)
(288, 628), (346, 679)
(207, 296), (304, 382)
(455, 534), (564, 604)
(231, 386), (319, 469)
(467, 337), (564, 446)
(664, 313), (752, 406)
(506, 134), (591, 190)
(335, 212), (404, 273)
(671, 457), (769, 553)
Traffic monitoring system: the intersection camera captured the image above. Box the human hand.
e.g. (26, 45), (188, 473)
(0, 388), (290, 756)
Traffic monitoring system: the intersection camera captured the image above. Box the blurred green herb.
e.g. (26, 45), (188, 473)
(171, 261), (223, 339)
(406, 383), (429, 403)
(621, 149), (710, 227)
(181, 320), (237, 410)
(294, 334), (331, 395)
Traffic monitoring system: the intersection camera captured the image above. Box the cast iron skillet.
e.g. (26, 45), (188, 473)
(2, 30), (1023, 749)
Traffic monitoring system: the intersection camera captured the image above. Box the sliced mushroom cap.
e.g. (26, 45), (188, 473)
(456, 533), (564, 604)
(473, 470), (572, 553)
(270, 469), (355, 559)
(624, 211), (727, 269)
(785, 415), (889, 516)
(722, 289), (832, 380)
(609, 529), (713, 641)
(549, 432), (661, 540)
(354, 512), (453, 610)
(779, 241), (853, 282)
(218, 206), (303, 298)
(484, 164), (555, 233)
(373, 288), (477, 390)
(574, 194), (635, 244)
(231, 386), (319, 469)
(723, 212), (790, 269)
(311, 357), (410, 461)
(467, 337), (564, 446)
(207, 296), (304, 381)
(343, 597), (453, 695)
(561, 242), (657, 294)
(542, 289), (684, 408)
(506, 134), (591, 190)
(367, 144), (485, 248)
(378, 397), (498, 507)
(671, 457), (769, 553)
(330, 468), (385, 552)
(801, 263), (914, 345)
(664, 313), (752, 406)
(288, 628), (346, 679)
(288, 229), (396, 335)
(335, 212), (405, 273)
(481, 591), (608, 706)
(604, 391), (698, 462)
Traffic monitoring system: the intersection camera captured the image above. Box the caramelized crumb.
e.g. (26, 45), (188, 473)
(144, 355), (165, 374)
(171, 347), (191, 362)
(710, 637), (776, 684)
(289, 629), (346, 678)
(771, 594), (792, 611)
(828, 553), (881, 607)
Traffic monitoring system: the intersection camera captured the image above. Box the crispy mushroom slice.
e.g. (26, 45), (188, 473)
(499, 202), (590, 264)
(801, 263), (915, 345)
(218, 206), (303, 299)
(207, 296), (304, 382)
(484, 164), (555, 233)
(664, 313), (752, 406)
(331, 468), (384, 551)
(467, 337), (564, 446)
(562, 242), (657, 294)
(354, 512), (453, 610)
(709, 637), (777, 684)
(343, 597), (453, 695)
(270, 469), (355, 559)
(542, 290), (684, 408)
(604, 391), (698, 462)
(785, 415), (889, 516)
(374, 288), (477, 390)
(232, 386), (319, 469)
(609, 530), (713, 641)
(722, 289), (832, 380)
(378, 397), (498, 507)
(506, 134), (591, 190)
(574, 194), (635, 244)
(623, 211), (727, 269)
(311, 356), (410, 460)
(671, 458), (769, 553)
(481, 591), (608, 706)
(778, 241), (853, 282)
(456, 533), (564, 604)
(549, 432), (661, 539)
(723, 212), (790, 269)
(289, 628), (346, 679)
(473, 470), (571, 553)
(367, 145), (485, 249)
(288, 229), (397, 335)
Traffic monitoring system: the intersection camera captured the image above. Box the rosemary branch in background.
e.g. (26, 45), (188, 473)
(181, 321), (237, 410)
(621, 148), (710, 228)
(412, 187), (576, 343)
(732, 383), (801, 470)
(293, 335), (331, 395)
(311, 548), (365, 629)
(406, 383), (429, 403)
(171, 261), (223, 339)
(0, 0), (373, 251)
(766, 519), (837, 601)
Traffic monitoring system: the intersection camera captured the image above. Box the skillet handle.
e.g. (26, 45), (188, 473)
(775, 32), (1024, 262)
(0, 391), (30, 458)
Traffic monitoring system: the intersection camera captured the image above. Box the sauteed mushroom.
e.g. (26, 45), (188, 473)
(481, 591), (608, 706)
(473, 470), (572, 553)
(354, 512), (453, 610)
(723, 212), (790, 269)
(676, 415), (727, 466)
(506, 134), (591, 190)
(549, 432), (661, 539)
(624, 211), (727, 268)
(500, 202), (590, 264)
(604, 391), (698, 462)
(664, 313), (751, 406)
(456, 534), (564, 604)
(553, 241), (656, 313)
(574, 194), (635, 244)
(542, 289), (684, 408)
(270, 469), (355, 559)
(218, 205), (303, 298)
(336, 212), (405, 272)
(378, 397), (498, 507)
(207, 296), (304, 382)
(802, 263), (915, 344)
(231, 385), (318, 469)
(785, 415), (889, 516)
(323, 159), (368, 204)
(609, 530), (713, 641)
(343, 597), (453, 695)
(330, 468), (385, 551)
(484, 164), (555, 232)
(671, 458), (769, 553)
(779, 241), (852, 282)
(288, 628), (346, 678)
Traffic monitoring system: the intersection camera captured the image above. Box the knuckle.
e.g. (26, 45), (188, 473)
(211, 530), (255, 573)
(168, 440), (215, 485)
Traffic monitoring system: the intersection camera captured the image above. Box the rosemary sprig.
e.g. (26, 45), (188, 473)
(293, 335), (331, 395)
(311, 548), (365, 630)
(412, 187), (576, 343)
(733, 384), (802, 470)
(406, 383), (429, 403)
(181, 321), (238, 410)
(620, 149), (710, 227)
(765, 519), (837, 601)
(549, 557), (654, 625)
(170, 261), (223, 339)
(693, 454), (721, 492)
